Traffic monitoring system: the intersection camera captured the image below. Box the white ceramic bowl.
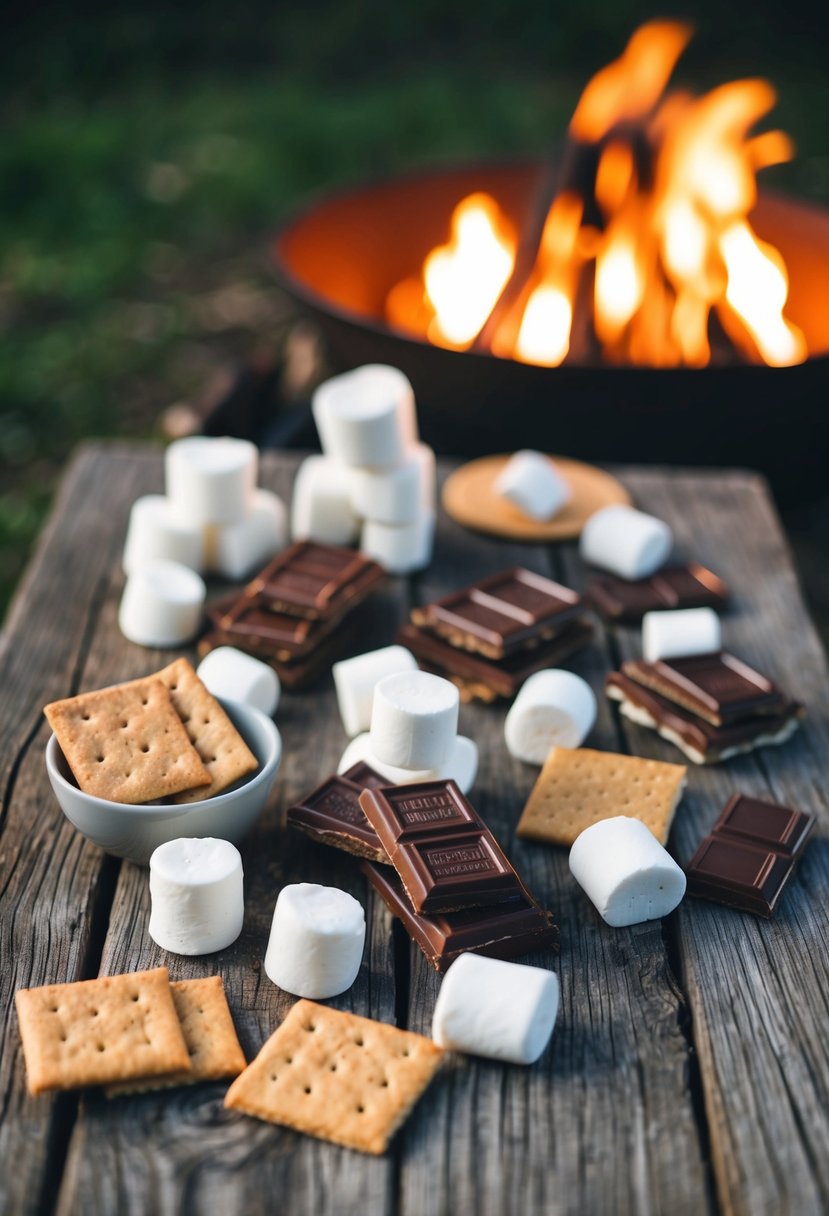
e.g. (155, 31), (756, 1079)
(45, 698), (281, 865)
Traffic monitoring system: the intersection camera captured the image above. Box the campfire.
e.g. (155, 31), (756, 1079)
(385, 21), (806, 369)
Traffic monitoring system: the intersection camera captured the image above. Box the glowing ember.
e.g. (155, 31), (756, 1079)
(385, 21), (807, 369)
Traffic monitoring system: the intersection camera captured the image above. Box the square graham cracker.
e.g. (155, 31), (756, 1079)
(154, 659), (258, 803)
(517, 747), (687, 847)
(15, 967), (191, 1096)
(106, 976), (246, 1096)
(224, 999), (445, 1154)
(44, 678), (210, 804)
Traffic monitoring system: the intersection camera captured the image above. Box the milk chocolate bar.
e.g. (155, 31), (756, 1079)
(685, 793), (813, 916)
(587, 562), (729, 623)
(245, 542), (384, 621)
(397, 618), (594, 703)
(359, 780), (530, 914)
(620, 653), (793, 726)
(362, 862), (559, 972)
(606, 670), (803, 764)
(411, 568), (584, 660)
(286, 774), (388, 863)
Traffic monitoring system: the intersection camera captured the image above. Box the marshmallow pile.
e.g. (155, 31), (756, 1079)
(293, 365), (436, 574)
(338, 669), (479, 794)
(495, 450), (571, 522)
(120, 436), (287, 648)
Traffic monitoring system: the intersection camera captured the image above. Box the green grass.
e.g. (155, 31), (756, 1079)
(3, 38), (829, 615)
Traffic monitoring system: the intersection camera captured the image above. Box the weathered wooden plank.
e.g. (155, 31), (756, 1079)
(5, 445), (828, 1216)
(398, 472), (711, 1216)
(0, 446), (161, 1216)
(609, 470), (829, 1216)
(54, 454), (398, 1216)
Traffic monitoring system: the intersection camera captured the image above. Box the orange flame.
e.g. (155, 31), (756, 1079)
(385, 22), (806, 368)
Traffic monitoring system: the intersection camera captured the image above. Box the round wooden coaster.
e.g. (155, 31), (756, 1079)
(442, 454), (631, 542)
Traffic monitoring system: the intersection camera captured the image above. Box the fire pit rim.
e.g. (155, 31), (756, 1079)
(269, 155), (829, 376)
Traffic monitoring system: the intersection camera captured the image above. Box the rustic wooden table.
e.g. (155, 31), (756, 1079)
(1, 443), (828, 1216)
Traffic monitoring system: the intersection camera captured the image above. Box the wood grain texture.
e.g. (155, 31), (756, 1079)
(53, 454), (397, 1216)
(1, 446), (828, 1216)
(611, 470), (829, 1216)
(398, 474), (711, 1216)
(0, 447), (156, 1216)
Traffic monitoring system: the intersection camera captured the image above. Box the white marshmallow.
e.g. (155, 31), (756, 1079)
(264, 883), (365, 999)
(122, 495), (205, 575)
(337, 733), (478, 795)
(580, 504), (672, 580)
(205, 488), (287, 580)
(360, 511), (435, 575)
(291, 454), (361, 545)
(642, 607), (722, 662)
(118, 559), (205, 648)
(568, 817), (686, 928)
(349, 444), (436, 524)
(495, 450), (571, 522)
(313, 364), (417, 469)
(149, 837), (244, 955)
(333, 645), (417, 737)
(197, 646), (280, 717)
(165, 436), (258, 527)
(370, 670), (459, 770)
(505, 669), (597, 764)
(432, 954), (559, 1064)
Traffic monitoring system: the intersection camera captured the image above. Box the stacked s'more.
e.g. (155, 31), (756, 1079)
(292, 364), (436, 574)
(398, 566), (594, 703)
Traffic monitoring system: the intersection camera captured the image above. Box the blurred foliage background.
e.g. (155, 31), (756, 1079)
(2, 0), (829, 616)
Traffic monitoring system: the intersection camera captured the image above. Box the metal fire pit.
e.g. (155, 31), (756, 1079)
(272, 160), (829, 498)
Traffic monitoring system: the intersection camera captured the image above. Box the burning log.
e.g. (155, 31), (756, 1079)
(385, 20), (806, 371)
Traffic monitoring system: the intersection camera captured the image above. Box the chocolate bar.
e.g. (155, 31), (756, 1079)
(619, 653), (793, 726)
(606, 670), (803, 764)
(397, 619), (594, 703)
(207, 601), (336, 663)
(246, 542), (384, 621)
(362, 862), (559, 972)
(341, 760), (388, 789)
(359, 780), (529, 914)
(685, 793), (813, 916)
(411, 568), (584, 660)
(286, 774), (388, 863)
(712, 793), (813, 856)
(587, 562), (728, 623)
(198, 616), (360, 691)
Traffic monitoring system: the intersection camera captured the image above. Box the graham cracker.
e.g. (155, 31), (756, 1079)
(224, 999), (444, 1155)
(106, 976), (246, 1096)
(15, 967), (191, 1096)
(517, 746), (687, 847)
(44, 678), (210, 804)
(154, 659), (259, 803)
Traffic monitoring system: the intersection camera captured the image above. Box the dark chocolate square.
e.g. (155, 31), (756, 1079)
(714, 794), (813, 857)
(363, 781), (478, 844)
(685, 836), (794, 917)
(587, 562), (729, 623)
(398, 830), (518, 913)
